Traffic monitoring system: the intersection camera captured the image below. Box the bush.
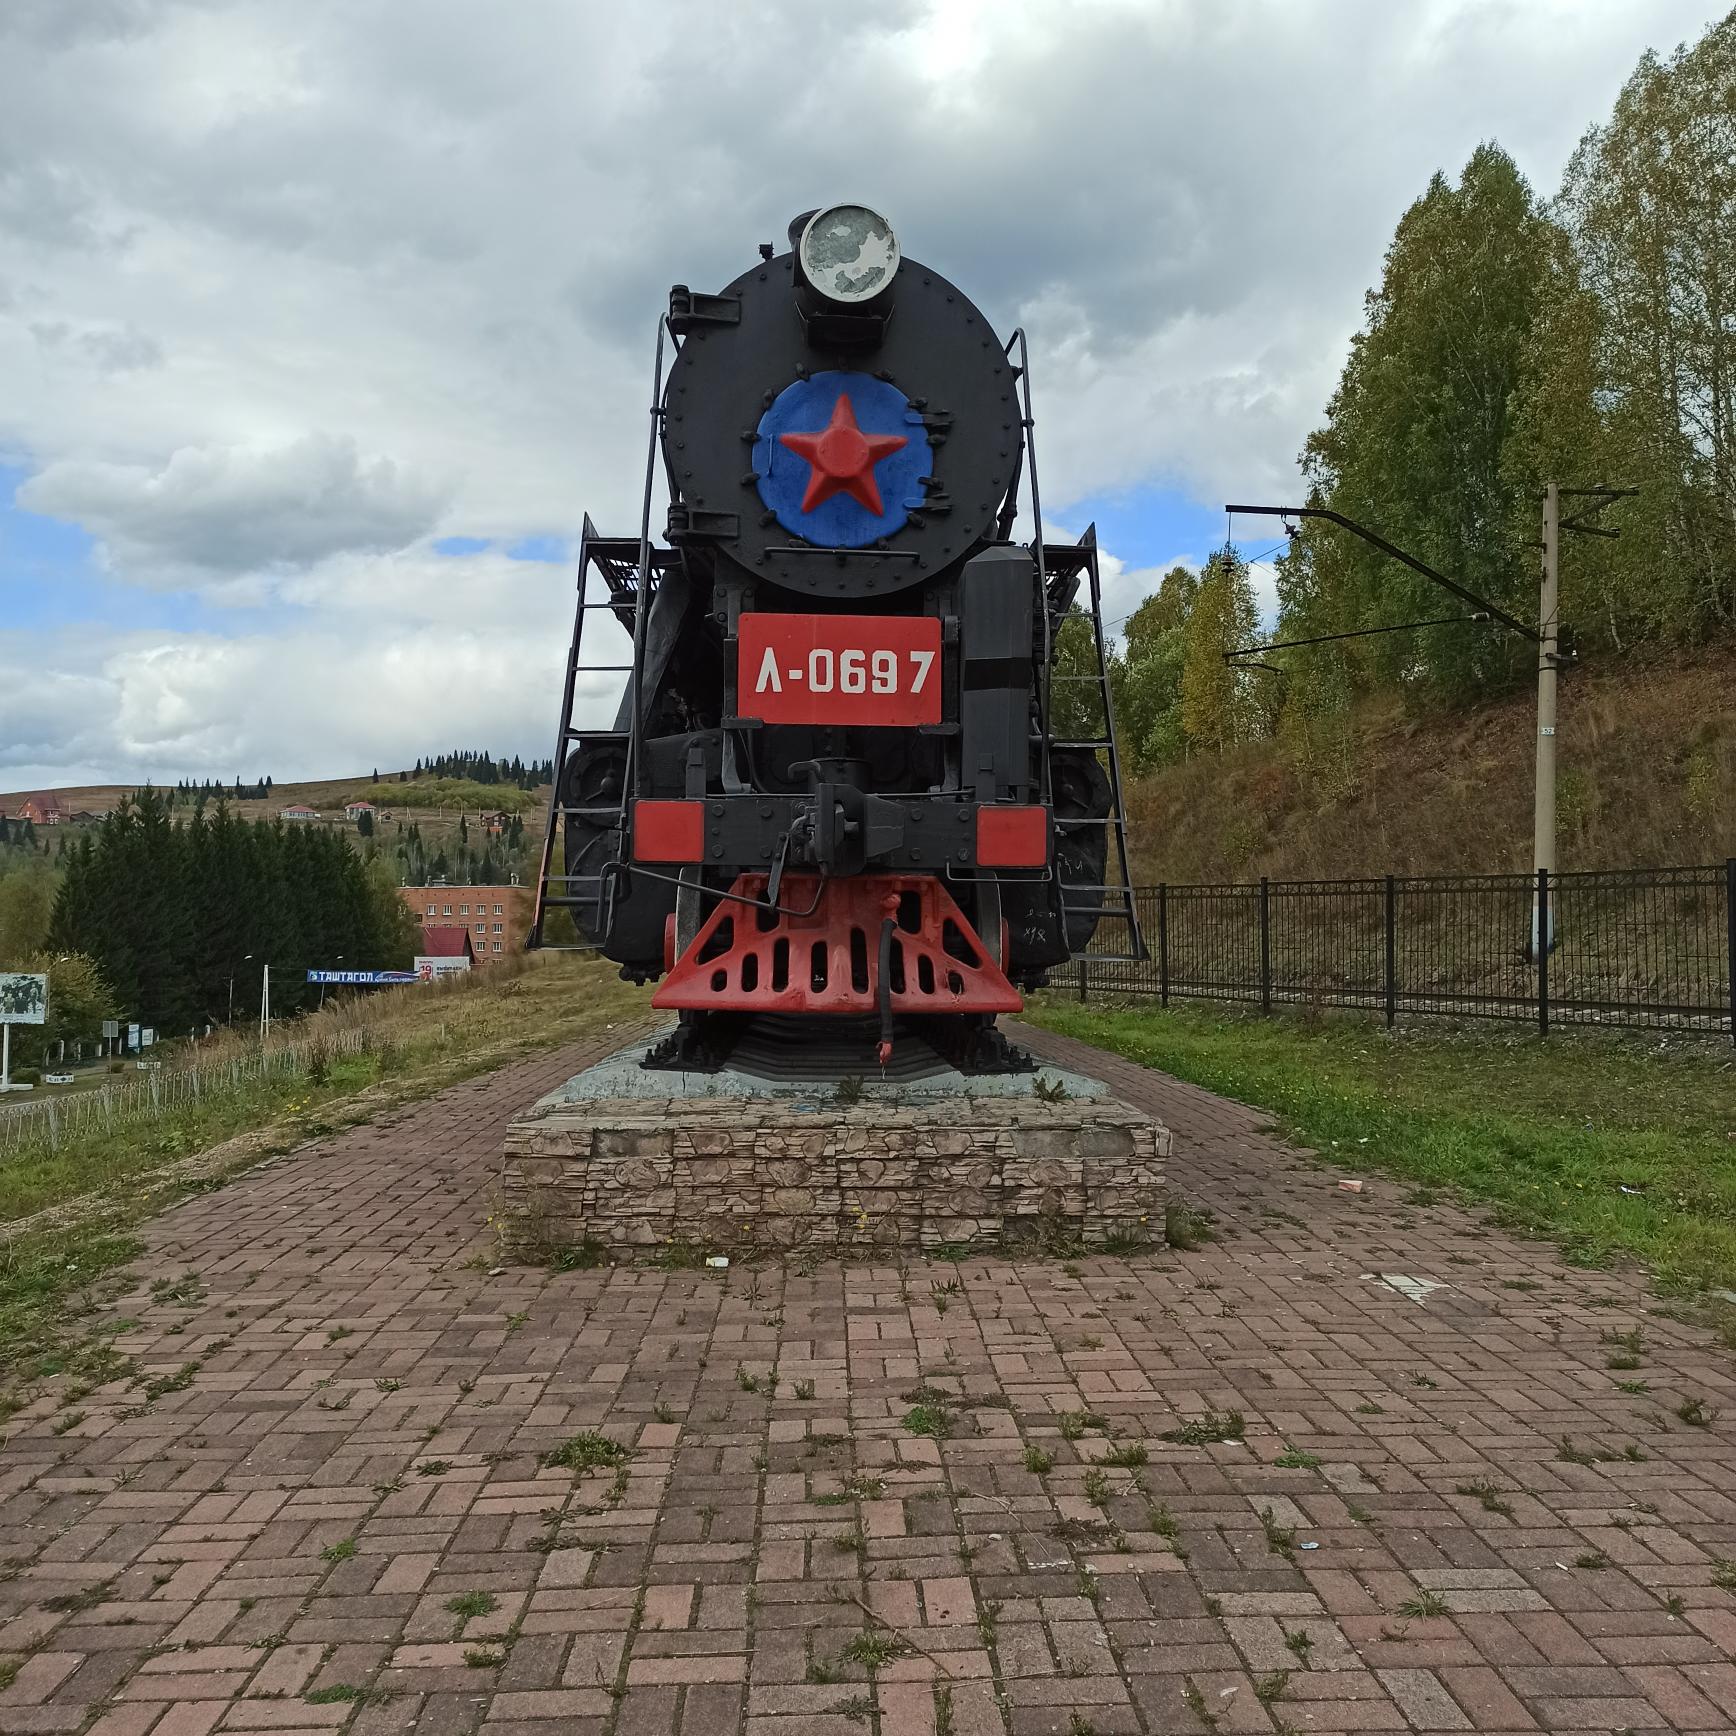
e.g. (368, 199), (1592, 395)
(10, 1067), (39, 1085)
(107, 1060), (124, 1074)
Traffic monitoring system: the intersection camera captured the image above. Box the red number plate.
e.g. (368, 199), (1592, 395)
(738, 613), (942, 727)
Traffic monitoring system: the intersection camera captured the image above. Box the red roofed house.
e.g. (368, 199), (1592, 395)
(280, 804), (318, 823)
(416, 926), (474, 979)
(18, 795), (61, 826)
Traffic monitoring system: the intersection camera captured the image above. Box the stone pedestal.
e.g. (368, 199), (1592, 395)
(498, 1047), (1169, 1256)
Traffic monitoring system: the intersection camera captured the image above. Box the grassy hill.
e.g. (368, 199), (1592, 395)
(1124, 646), (1736, 884)
(0, 770), (546, 822)
(0, 770), (554, 907)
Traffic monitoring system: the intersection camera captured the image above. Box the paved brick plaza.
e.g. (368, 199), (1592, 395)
(3, 1023), (1735, 1735)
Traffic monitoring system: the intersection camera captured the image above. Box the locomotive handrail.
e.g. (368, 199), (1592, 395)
(527, 513), (597, 949)
(627, 317), (670, 803)
(1005, 329), (1052, 811)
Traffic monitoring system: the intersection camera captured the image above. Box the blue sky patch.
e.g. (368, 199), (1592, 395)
(505, 534), (570, 563)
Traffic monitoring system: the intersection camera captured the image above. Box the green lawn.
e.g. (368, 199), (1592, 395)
(1024, 1001), (1736, 1295)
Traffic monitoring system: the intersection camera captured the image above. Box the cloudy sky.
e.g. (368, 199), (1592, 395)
(0, 0), (1718, 792)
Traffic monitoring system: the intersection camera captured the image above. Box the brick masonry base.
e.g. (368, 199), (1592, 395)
(498, 1092), (1170, 1254)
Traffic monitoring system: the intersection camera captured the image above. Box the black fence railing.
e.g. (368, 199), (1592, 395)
(1059, 862), (1736, 1040)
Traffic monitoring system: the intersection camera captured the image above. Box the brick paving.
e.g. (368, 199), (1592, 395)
(3, 1022), (1735, 1735)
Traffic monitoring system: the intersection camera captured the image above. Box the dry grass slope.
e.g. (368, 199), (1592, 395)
(1126, 648), (1736, 883)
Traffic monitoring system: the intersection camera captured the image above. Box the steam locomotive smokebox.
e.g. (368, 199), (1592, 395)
(497, 1032), (1168, 1256)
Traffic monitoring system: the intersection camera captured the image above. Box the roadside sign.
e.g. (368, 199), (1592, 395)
(0, 973), (48, 1091)
(415, 956), (470, 979)
(0, 973), (48, 1025)
(306, 969), (421, 985)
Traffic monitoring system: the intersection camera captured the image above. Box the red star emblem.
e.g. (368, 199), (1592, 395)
(777, 393), (908, 515)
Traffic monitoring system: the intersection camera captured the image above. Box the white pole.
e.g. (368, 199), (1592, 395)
(2, 1022), (9, 1090)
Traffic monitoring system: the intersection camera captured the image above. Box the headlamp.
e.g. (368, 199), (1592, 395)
(798, 205), (899, 306)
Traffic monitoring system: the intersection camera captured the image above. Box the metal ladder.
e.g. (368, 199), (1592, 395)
(1005, 327), (1146, 965)
(527, 522), (679, 948)
(529, 322), (671, 951)
(1039, 528), (1147, 962)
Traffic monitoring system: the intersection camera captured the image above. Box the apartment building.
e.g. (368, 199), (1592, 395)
(398, 882), (534, 960)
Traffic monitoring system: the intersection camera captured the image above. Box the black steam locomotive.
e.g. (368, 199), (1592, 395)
(531, 205), (1139, 1069)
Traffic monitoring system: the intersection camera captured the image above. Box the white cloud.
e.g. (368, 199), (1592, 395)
(0, 0), (1716, 780)
(18, 434), (448, 583)
(0, 603), (628, 791)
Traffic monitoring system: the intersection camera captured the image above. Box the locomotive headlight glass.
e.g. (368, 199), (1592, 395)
(799, 204), (899, 304)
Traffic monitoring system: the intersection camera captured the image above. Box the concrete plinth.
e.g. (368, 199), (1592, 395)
(498, 1037), (1169, 1255)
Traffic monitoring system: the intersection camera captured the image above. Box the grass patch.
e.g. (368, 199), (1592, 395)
(903, 1403), (954, 1439)
(1455, 1479), (1514, 1518)
(304, 1684), (390, 1707)
(1162, 1408), (1244, 1445)
(446, 1591), (497, 1619)
(1165, 1197), (1215, 1249)
(1259, 1506), (1297, 1560)
(542, 1430), (632, 1473)
(1097, 1441), (1148, 1468)
(40, 1579), (114, 1614)
(843, 1631), (906, 1671)
(1398, 1589), (1448, 1617)
(1024, 1004), (1736, 1291)
(1057, 1409), (1107, 1441)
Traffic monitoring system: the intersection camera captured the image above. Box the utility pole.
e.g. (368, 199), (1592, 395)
(1532, 482), (1561, 957)
(259, 961), (271, 1043)
(1530, 483), (1636, 958)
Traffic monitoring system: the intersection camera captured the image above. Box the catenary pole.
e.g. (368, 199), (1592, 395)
(1533, 483), (1560, 957)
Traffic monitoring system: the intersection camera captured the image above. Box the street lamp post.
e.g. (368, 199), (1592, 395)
(228, 953), (254, 1025)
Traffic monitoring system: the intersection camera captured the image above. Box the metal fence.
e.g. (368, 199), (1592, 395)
(1061, 862), (1736, 1040)
(0, 1024), (390, 1159)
